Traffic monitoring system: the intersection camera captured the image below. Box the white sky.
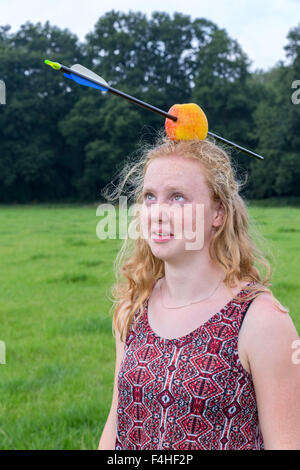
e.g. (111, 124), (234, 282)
(1, 0), (299, 72)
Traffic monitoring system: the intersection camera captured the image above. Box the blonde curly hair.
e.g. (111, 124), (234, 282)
(102, 129), (289, 343)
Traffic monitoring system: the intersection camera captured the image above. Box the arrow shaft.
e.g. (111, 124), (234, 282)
(207, 131), (264, 160)
(60, 64), (178, 122)
(108, 86), (178, 121)
(56, 62), (263, 160)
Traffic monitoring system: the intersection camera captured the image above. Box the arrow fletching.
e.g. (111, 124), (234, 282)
(64, 64), (109, 91)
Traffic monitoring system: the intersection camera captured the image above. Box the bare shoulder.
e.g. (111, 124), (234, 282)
(241, 291), (300, 367)
(244, 291), (293, 330)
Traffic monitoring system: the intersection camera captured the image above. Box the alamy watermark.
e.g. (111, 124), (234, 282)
(291, 339), (300, 365)
(0, 340), (6, 364)
(291, 80), (300, 104)
(0, 79), (6, 105)
(96, 197), (205, 250)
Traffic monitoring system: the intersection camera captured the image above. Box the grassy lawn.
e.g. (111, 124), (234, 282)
(0, 201), (299, 449)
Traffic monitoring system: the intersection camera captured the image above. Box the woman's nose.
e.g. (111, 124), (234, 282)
(149, 202), (171, 220)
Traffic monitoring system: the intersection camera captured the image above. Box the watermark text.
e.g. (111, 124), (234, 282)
(291, 80), (300, 104)
(291, 339), (300, 365)
(0, 80), (6, 105)
(0, 340), (6, 364)
(96, 197), (205, 250)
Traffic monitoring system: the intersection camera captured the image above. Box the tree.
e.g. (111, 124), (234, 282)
(0, 21), (83, 202)
(246, 23), (300, 198)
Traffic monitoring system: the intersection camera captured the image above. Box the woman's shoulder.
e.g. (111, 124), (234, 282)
(241, 286), (297, 356)
(238, 280), (286, 313)
(243, 283), (290, 325)
(246, 285), (288, 317)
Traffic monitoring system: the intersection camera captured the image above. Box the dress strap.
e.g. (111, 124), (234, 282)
(238, 281), (258, 328)
(239, 296), (256, 329)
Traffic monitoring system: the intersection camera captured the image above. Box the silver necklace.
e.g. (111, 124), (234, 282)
(160, 276), (224, 309)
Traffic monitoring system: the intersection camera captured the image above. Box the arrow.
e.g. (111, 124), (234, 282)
(44, 60), (264, 160)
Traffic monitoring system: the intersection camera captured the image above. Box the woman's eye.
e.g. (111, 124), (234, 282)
(173, 194), (184, 201)
(144, 192), (154, 200)
(144, 193), (184, 201)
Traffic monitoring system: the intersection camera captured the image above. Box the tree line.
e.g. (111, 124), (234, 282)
(0, 10), (299, 203)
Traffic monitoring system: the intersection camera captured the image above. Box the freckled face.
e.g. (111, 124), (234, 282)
(140, 154), (217, 258)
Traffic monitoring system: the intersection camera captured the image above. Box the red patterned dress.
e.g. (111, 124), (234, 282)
(115, 281), (265, 450)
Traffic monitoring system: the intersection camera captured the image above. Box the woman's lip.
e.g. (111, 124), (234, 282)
(152, 233), (174, 240)
(152, 234), (174, 237)
(152, 232), (174, 235)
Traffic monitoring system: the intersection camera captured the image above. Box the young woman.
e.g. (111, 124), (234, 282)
(98, 133), (300, 450)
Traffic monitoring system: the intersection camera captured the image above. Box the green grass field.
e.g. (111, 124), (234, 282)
(0, 201), (299, 449)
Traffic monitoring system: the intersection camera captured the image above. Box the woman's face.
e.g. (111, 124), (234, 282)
(140, 153), (224, 260)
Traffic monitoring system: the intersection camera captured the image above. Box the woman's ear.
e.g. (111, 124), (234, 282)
(212, 200), (225, 229)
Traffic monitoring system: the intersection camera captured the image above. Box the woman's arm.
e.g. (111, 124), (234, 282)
(97, 409), (118, 450)
(97, 310), (127, 450)
(243, 294), (300, 450)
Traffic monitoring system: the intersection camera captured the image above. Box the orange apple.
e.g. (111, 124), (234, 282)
(165, 103), (208, 141)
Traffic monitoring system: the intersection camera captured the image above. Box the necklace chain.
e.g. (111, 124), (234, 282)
(160, 276), (224, 309)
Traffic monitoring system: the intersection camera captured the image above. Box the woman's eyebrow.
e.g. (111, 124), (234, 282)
(142, 185), (188, 194)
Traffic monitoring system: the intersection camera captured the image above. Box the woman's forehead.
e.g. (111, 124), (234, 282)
(144, 154), (205, 187)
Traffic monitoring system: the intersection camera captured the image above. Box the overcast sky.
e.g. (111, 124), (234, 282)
(1, 0), (299, 72)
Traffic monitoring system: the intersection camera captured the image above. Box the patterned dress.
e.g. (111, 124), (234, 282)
(115, 281), (264, 450)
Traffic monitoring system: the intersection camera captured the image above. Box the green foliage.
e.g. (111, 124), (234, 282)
(0, 14), (299, 202)
(0, 21), (84, 202)
(246, 32), (300, 198)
